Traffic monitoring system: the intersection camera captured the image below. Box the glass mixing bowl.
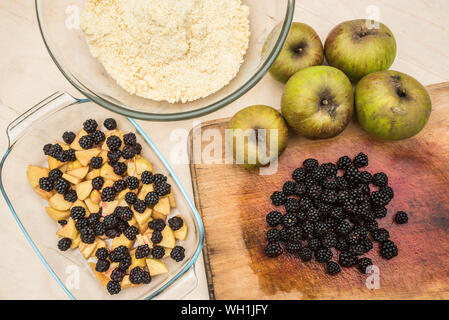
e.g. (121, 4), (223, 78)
(35, 0), (295, 121)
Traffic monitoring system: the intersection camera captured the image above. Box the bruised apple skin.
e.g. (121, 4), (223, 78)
(324, 19), (397, 82)
(281, 66), (354, 140)
(265, 22), (324, 83)
(355, 70), (432, 140)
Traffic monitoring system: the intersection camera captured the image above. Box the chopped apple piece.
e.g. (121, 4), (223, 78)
(90, 189), (101, 204)
(71, 199), (89, 214)
(33, 187), (54, 201)
(86, 169), (100, 180)
(27, 165), (49, 188)
(98, 150), (108, 163)
(168, 191), (176, 208)
(84, 198), (100, 213)
(135, 156), (153, 175)
(112, 233), (135, 250)
(104, 262), (120, 279)
(121, 275), (138, 289)
(48, 156), (64, 170)
(133, 207), (152, 227)
(117, 188), (132, 200)
(88, 262), (109, 288)
(127, 158), (137, 177)
(49, 193), (72, 211)
(62, 173), (81, 185)
(79, 241), (98, 259)
(100, 163), (122, 181)
(67, 166), (89, 179)
(128, 248), (147, 272)
(59, 164), (68, 173)
(153, 197), (170, 215)
(76, 180), (93, 200)
(138, 184), (154, 200)
(101, 179), (115, 190)
(163, 248), (172, 259)
(160, 226), (176, 248)
(102, 130), (124, 151)
(146, 258), (168, 276)
(101, 200), (118, 216)
(67, 160), (83, 171)
(173, 217), (187, 241)
(45, 206), (70, 221)
(71, 234), (81, 249)
(56, 219), (79, 239)
(136, 233), (153, 248)
(151, 210), (166, 220)
(70, 129), (89, 151)
(75, 148), (101, 166)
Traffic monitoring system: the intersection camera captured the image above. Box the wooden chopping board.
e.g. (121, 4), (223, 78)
(189, 82), (449, 300)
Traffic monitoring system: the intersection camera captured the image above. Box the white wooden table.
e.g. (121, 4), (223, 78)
(0, 0), (448, 299)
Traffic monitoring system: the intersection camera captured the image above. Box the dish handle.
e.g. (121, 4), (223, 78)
(154, 265), (199, 300)
(6, 91), (80, 147)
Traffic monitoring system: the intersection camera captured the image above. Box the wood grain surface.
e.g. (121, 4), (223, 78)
(189, 82), (449, 300)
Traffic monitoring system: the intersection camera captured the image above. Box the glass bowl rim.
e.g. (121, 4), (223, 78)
(35, 0), (296, 121)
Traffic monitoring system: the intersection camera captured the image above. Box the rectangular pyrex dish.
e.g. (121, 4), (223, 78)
(0, 92), (204, 300)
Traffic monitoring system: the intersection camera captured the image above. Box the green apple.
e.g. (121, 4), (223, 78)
(228, 105), (289, 169)
(355, 70), (432, 140)
(324, 19), (396, 82)
(265, 22), (324, 83)
(281, 66), (354, 139)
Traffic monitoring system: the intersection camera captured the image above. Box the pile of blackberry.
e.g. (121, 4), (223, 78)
(264, 153), (408, 275)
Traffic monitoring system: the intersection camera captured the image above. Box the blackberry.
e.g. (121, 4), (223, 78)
(116, 220), (129, 233)
(79, 135), (94, 149)
(372, 206), (387, 219)
(151, 246), (165, 259)
(125, 192), (137, 205)
(284, 198), (300, 213)
(113, 162), (127, 176)
(171, 246), (185, 262)
(271, 191), (286, 206)
(321, 189), (337, 204)
(336, 176), (348, 190)
(264, 242), (282, 257)
(141, 271), (151, 284)
(145, 192), (159, 207)
(91, 130), (106, 144)
(92, 177), (104, 190)
(133, 199), (146, 213)
(48, 168), (63, 181)
(282, 213), (297, 228)
(104, 214), (119, 230)
(308, 238), (322, 251)
(118, 207), (133, 221)
(153, 173), (167, 184)
(110, 268), (126, 282)
(395, 211), (408, 224)
(63, 149), (77, 162)
(70, 206), (86, 220)
(266, 229), (281, 242)
(95, 259), (110, 272)
(109, 246), (129, 262)
(266, 211), (282, 227)
(168, 216), (183, 231)
(62, 131), (76, 144)
(141, 171), (154, 184)
(380, 240), (398, 259)
(39, 177), (54, 192)
(113, 180), (127, 193)
(155, 182), (171, 197)
(90, 157), (103, 169)
(135, 244), (151, 259)
(122, 145), (136, 160)
(360, 237), (373, 253)
(58, 220), (67, 226)
(336, 237), (349, 252)
(303, 158), (319, 172)
(325, 261), (341, 275)
(292, 167), (306, 183)
(282, 181), (296, 196)
(107, 281), (121, 295)
(330, 207), (344, 221)
(315, 248), (333, 263)
(287, 227), (303, 243)
(49, 144), (63, 158)
(75, 218), (90, 231)
(105, 228), (120, 238)
(106, 135), (122, 151)
(337, 155), (352, 170)
(43, 143), (52, 155)
(308, 184), (322, 200)
(299, 197), (313, 211)
(348, 243), (365, 256)
(381, 186), (394, 199)
(307, 208), (320, 222)
(118, 256), (132, 270)
(55, 178), (70, 194)
(95, 247), (109, 260)
(372, 228), (390, 242)
(151, 230), (163, 244)
(365, 220), (379, 232)
(371, 191), (392, 207)
(339, 252), (357, 267)
(353, 153), (368, 168)
(314, 221), (328, 238)
(94, 222), (106, 236)
(372, 172), (388, 187)
(101, 187), (116, 202)
(83, 119), (98, 134)
(294, 183), (307, 197)
(57, 238), (72, 251)
(134, 143), (142, 155)
(129, 267), (145, 284)
(358, 257), (373, 273)
(298, 247), (313, 262)
(107, 150), (121, 164)
(322, 176), (338, 190)
(123, 132), (137, 146)
(322, 233), (337, 248)
(125, 176), (139, 190)
(81, 228), (95, 244)
(124, 226), (138, 240)
(311, 167), (327, 182)
(360, 171), (372, 184)
(104, 118), (117, 130)
(344, 166), (361, 183)
(286, 242), (302, 254)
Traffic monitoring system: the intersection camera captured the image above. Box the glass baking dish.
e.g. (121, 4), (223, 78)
(0, 92), (204, 299)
